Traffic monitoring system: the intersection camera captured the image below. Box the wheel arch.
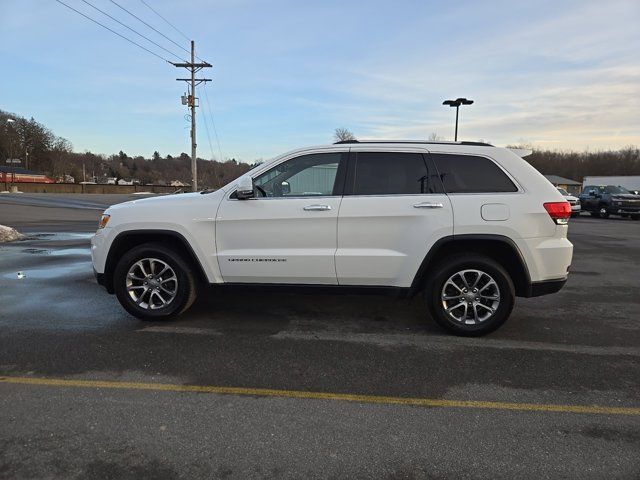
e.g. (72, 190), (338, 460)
(410, 235), (532, 297)
(103, 229), (208, 294)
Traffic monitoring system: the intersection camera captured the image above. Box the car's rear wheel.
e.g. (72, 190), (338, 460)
(598, 207), (609, 219)
(425, 254), (515, 336)
(113, 243), (197, 320)
(589, 212), (599, 217)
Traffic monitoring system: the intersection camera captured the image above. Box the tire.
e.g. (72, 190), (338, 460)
(424, 254), (515, 336)
(598, 207), (609, 219)
(113, 243), (197, 320)
(571, 212), (580, 218)
(631, 215), (640, 221)
(589, 212), (599, 217)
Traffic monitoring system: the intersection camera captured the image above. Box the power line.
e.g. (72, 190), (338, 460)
(80, 0), (186, 61)
(137, 0), (206, 63)
(200, 102), (215, 159)
(109, 0), (190, 56)
(199, 94), (220, 186)
(55, 0), (169, 63)
(140, 0), (190, 42)
(202, 84), (224, 164)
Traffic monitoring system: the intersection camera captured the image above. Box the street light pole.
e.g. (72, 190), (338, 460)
(454, 104), (459, 141)
(5, 119), (16, 190)
(442, 98), (474, 141)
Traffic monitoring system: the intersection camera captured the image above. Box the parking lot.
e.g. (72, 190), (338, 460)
(1, 194), (639, 479)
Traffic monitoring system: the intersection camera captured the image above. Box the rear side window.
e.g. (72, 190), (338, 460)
(351, 152), (442, 195)
(431, 154), (518, 193)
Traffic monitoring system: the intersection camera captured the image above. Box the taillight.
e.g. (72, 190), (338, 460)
(543, 202), (571, 225)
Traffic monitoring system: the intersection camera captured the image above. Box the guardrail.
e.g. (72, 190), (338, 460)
(6, 182), (181, 194)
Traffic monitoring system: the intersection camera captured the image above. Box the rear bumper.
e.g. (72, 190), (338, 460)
(517, 235), (573, 283)
(525, 277), (567, 297)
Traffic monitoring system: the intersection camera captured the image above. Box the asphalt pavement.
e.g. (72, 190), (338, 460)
(0, 194), (639, 479)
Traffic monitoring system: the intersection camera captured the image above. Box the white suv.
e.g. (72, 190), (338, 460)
(92, 141), (573, 336)
(557, 187), (581, 217)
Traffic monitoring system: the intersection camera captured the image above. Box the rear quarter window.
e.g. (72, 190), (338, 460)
(350, 152), (442, 195)
(431, 154), (518, 193)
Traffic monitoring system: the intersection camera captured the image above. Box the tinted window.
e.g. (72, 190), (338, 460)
(254, 153), (344, 197)
(432, 154), (518, 193)
(351, 152), (441, 195)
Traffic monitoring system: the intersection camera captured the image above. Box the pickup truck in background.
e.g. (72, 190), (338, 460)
(579, 185), (640, 219)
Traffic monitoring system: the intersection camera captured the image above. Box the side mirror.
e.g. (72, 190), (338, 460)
(281, 181), (291, 195)
(236, 176), (255, 200)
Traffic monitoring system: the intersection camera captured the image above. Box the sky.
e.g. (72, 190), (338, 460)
(0, 0), (639, 163)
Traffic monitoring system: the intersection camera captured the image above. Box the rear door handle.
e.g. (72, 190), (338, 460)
(413, 202), (444, 209)
(303, 204), (331, 211)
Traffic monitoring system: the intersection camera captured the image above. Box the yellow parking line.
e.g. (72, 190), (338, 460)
(1, 375), (639, 416)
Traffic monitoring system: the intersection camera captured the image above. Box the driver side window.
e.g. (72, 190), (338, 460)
(254, 153), (345, 197)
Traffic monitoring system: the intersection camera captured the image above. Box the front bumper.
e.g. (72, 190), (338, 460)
(611, 207), (640, 214)
(94, 268), (105, 286)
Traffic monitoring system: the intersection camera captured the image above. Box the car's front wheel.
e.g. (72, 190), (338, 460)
(113, 243), (197, 320)
(425, 254), (515, 336)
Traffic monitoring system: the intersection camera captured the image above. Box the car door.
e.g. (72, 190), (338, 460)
(581, 186), (599, 210)
(336, 148), (453, 287)
(216, 151), (348, 284)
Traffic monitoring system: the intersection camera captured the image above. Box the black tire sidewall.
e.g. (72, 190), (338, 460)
(113, 244), (194, 320)
(426, 255), (515, 336)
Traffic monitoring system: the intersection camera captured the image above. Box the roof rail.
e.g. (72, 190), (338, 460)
(333, 140), (493, 147)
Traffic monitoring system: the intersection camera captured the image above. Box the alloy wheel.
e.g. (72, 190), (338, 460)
(126, 258), (178, 310)
(441, 269), (501, 324)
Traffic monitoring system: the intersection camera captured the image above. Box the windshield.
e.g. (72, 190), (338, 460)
(557, 188), (569, 196)
(604, 185), (631, 194)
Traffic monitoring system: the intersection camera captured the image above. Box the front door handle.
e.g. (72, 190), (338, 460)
(304, 204), (332, 211)
(413, 202), (444, 209)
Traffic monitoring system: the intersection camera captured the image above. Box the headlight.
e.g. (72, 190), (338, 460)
(98, 214), (110, 229)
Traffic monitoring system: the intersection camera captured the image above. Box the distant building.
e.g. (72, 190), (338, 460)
(170, 180), (189, 187)
(57, 174), (75, 183)
(544, 175), (581, 195)
(0, 166), (54, 184)
(582, 176), (640, 193)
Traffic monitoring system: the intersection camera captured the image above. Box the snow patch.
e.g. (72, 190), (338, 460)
(0, 225), (25, 242)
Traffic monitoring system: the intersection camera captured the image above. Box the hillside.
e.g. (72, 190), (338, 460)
(0, 109), (252, 188)
(2, 109), (639, 187)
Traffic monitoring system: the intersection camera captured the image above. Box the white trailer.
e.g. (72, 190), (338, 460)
(582, 176), (640, 193)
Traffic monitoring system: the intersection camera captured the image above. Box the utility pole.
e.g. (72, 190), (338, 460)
(442, 98), (474, 141)
(171, 41), (212, 191)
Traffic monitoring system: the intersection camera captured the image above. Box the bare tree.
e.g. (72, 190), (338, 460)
(428, 132), (443, 141)
(334, 128), (356, 142)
